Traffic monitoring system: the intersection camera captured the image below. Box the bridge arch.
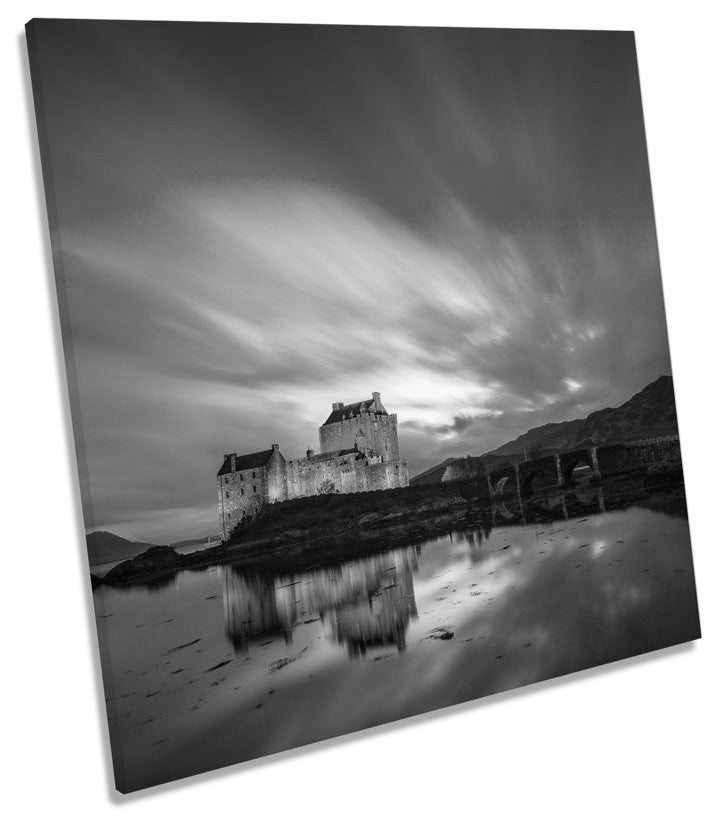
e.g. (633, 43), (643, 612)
(562, 457), (593, 487)
(520, 467), (557, 496)
(559, 446), (600, 487)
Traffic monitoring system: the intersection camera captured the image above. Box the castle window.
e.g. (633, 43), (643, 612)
(241, 488), (244, 496)
(252, 471), (256, 478)
(253, 485), (257, 493)
(224, 476), (228, 484)
(225, 491), (229, 499)
(240, 473), (243, 480)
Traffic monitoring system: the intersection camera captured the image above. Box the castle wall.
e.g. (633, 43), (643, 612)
(362, 459), (409, 492)
(285, 451), (409, 499)
(265, 447), (288, 504)
(218, 464), (268, 540)
(286, 451), (357, 498)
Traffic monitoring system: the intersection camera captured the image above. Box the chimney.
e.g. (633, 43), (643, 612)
(225, 453), (237, 472)
(372, 391), (381, 403)
(306, 448), (314, 458)
(332, 401), (344, 411)
(271, 443), (279, 452)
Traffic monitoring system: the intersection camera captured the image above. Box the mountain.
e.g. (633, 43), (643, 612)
(491, 375), (678, 457)
(410, 375), (678, 484)
(86, 531), (159, 566)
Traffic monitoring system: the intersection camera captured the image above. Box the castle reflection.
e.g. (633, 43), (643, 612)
(223, 547), (419, 658)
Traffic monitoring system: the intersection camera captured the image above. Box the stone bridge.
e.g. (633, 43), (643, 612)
(447, 436), (681, 499)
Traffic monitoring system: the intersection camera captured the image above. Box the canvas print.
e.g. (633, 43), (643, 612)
(27, 19), (700, 792)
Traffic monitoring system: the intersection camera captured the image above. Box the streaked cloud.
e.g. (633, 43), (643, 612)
(33, 22), (672, 541)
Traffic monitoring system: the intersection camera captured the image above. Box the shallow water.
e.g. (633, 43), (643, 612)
(94, 484), (699, 792)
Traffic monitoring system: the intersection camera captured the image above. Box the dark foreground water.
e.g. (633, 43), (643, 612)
(94, 482), (700, 792)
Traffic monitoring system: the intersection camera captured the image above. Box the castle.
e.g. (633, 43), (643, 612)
(217, 392), (409, 540)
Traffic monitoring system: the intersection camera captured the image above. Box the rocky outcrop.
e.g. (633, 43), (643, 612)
(102, 544), (227, 586)
(97, 483), (476, 586)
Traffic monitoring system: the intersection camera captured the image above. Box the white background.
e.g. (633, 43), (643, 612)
(1, 1), (718, 816)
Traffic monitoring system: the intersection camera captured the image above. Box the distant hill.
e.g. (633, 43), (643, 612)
(87, 531), (219, 565)
(410, 375), (677, 485)
(86, 531), (159, 566)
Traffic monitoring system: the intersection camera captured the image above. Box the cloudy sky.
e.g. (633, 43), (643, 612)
(31, 21), (672, 542)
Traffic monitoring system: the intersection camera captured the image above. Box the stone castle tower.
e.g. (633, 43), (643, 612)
(217, 392), (409, 540)
(319, 392), (401, 461)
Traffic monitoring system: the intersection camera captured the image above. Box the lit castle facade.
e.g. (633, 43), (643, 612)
(217, 392), (409, 540)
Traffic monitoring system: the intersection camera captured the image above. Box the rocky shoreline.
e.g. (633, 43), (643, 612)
(97, 483), (474, 586)
(94, 469), (685, 588)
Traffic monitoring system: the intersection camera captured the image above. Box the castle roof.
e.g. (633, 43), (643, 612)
(217, 449), (274, 476)
(322, 398), (388, 427)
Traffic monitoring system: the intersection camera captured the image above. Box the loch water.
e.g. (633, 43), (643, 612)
(94, 479), (700, 792)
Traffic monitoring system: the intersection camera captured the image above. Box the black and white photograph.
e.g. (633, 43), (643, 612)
(26, 17), (701, 795)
